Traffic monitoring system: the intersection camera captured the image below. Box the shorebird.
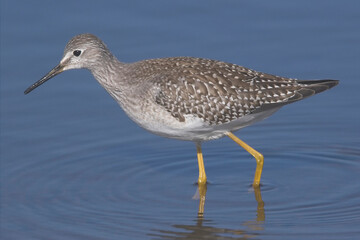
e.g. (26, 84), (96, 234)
(24, 34), (338, 187)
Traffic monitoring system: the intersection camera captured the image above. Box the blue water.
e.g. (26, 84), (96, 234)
(1, 0), (360, 239)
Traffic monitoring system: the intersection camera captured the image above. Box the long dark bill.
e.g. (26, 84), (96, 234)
(24, 64), (64, 94)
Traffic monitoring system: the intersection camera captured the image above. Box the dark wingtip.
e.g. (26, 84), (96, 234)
(298, 79), (339, 88)
(297, 79), (339, 95)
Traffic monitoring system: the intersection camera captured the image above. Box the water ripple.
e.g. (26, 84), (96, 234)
(3, 134), (360, 239)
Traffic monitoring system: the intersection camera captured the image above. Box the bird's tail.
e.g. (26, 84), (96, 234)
(251, 79), (338, 114)
(297, 79), (339, 97)
(288, 79), (339, 102)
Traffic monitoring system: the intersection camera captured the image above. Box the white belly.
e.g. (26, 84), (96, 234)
(107, 87), (281, 142)
(125, 102), (281, 142)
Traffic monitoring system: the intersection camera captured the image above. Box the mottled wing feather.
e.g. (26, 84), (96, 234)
(142, 57), (301, 125)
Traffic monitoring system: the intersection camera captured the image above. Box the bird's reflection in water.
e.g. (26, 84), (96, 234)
(243, 186), (265, 231)
(149, 184), (265, 239)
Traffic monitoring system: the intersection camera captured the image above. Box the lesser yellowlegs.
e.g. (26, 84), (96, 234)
(24, 34), (338, 187)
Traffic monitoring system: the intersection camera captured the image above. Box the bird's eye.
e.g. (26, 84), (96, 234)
(73, 50), (81, 57)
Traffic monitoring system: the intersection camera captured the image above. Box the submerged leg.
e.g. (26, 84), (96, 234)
(196, 142), (207, 185)
(192, 183), (207, 216)
(254, 187), (265, 222)
(197, 183), (207, 216)
(227, 132), (264, 187)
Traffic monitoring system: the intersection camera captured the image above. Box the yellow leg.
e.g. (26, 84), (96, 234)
(254, 187), (265, 222)
(197, 183), (207, 216)
(227, 132), (264, 187)
(196, 143), (207, 185)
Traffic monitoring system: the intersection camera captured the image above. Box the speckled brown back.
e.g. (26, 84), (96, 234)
(132, 57), (306, 125)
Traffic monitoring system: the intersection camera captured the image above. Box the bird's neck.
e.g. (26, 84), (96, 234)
(90, 55), (127, 89)
(89, 56), (138, 108)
